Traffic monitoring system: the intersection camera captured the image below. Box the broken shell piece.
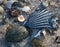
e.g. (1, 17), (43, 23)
(42, 29), (46, 36)
(18, 15), (25, 22)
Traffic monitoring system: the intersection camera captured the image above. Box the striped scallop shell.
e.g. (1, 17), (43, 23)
(26, 9), (56, 29)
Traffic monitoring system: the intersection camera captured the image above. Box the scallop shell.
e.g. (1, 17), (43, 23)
(26, 9), (57, 30)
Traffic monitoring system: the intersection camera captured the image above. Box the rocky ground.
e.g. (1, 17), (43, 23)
(0, 0), (60, 47)
(42, 27), (60, 47)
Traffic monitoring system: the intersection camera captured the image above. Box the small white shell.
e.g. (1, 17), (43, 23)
(18, 15), (25, 22)
(21, 6), (31, 12)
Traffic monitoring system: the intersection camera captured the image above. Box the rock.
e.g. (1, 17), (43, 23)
(0, 0), (4, 4)
(5, 24), (28, 42)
